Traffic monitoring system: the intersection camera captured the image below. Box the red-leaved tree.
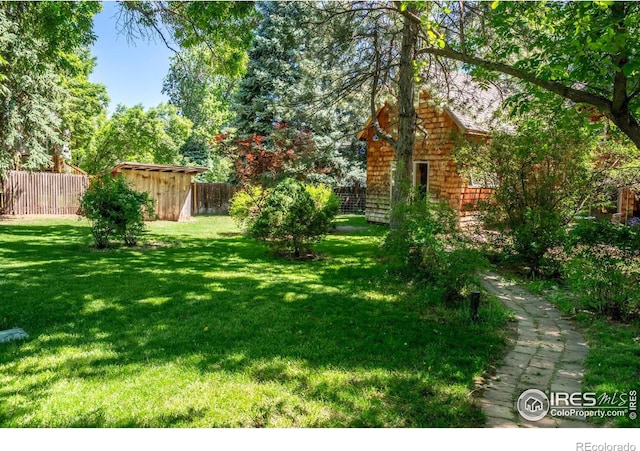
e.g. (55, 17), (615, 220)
(216, 123), (330, 187)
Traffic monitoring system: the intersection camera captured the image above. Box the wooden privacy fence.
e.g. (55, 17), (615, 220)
(193, 183), (238, 215)
(0, 174), (366, 218)
(1, 170), (88, 215)
(192, 183), (366, 216)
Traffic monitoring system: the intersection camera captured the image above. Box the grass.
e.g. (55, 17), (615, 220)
(526, 279), (640, 427)
(0, 215), (510, 427)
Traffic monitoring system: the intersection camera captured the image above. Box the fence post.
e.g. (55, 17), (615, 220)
(470, 290), (481, 323)
(192, 182), (197, 215)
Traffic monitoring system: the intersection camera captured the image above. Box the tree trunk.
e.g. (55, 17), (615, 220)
(390, 8), (418, 229)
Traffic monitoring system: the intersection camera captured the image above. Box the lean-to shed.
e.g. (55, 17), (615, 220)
(111, 162), (207, 221)
(358, 74), (505, 225)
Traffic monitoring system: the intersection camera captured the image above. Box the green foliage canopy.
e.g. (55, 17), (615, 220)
(86, 103), (192, 174)
(0, 2), (102, 173)
(120, 1), (257, 79)
(414, 1), (640, 149)
(163, 44), (235, 137)
(60, 48), (110, 167)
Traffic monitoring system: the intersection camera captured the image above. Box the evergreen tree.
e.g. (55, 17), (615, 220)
(232, 1), (308, 136)
(231, 1), (368, 185)
(0, 10), (63, 172)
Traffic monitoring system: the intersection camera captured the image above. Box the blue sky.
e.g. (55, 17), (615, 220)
(89, 2), (174, 115)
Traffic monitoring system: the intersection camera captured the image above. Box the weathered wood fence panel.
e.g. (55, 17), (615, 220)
(193, 183), (238, 215)
(1, 170), (88, 215)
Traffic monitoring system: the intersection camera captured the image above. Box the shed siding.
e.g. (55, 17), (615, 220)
(619, 187), (639, 223)
(365, 108), (394, 224)
(365, 92), (483, 224)
(413, 104), (464, 213)
(118, 170), (194, 221)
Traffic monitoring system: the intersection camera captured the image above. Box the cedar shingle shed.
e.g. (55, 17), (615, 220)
(358, 74), (505, 225)
(111, 162), (207, 221)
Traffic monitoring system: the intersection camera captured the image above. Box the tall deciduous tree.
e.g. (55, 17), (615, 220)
(0, 1), (101, 173)
(162, 45), (237, 182)
(162, 44), (235, 137)
(388, 4), (419, 227)
(87, 103), (192, 174)
(119, 1), (257, 79)
(412, 1), (640, 149)
(60, 48), (110, 168)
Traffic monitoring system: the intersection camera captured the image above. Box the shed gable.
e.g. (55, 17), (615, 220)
(362, 89), (495, 225)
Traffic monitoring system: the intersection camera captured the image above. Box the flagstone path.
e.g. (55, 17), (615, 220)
(479, 272), (594, 428)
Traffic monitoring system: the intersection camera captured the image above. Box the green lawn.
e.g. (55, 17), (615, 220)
(0, 215), (509, 427)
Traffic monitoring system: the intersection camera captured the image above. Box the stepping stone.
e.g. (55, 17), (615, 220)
(0, 328), (29, 343)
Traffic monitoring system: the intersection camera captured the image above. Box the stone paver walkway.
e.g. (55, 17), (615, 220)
(480, 272), (593, 428)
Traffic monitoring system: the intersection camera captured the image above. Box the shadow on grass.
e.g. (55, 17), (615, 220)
(0, 219), (507, 427)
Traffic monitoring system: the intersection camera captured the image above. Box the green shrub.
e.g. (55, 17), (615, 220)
(383, 196), (487, 303)
(305, 183), (341, 233)
(305, 184), (340, 212)
(383, 196), (456, 277)
(249, 178), (339, 257)
(561, 218), (640, 321)
(569, 218), (640, 254)
(438, 247), (488, 303)
(562, 255), (640, 321)
(80, 174), (155, 248)
(229, 185), (268, 229)
(452, 95), (603, 275)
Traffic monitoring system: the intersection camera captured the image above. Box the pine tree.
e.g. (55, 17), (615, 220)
(232, 1), (308, 136)
(231, 1), (368, 185)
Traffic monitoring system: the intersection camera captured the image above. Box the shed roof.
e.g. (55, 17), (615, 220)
(426, 71), (508, 135)
(358, 72), (511, 140)
(112, 162), (207, 175)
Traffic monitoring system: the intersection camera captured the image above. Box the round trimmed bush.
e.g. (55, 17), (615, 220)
(249, 178), (339, 257)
